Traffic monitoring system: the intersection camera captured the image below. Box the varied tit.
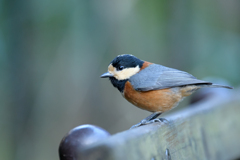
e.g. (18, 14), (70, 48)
(100, 54), (233, 129)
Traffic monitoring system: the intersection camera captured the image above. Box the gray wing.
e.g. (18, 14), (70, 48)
(129, 64), (212, 91)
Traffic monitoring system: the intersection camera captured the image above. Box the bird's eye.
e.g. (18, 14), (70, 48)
(118, 66), (124, 71)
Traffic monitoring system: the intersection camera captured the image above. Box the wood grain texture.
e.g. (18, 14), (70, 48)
(79, 90), (240, 160)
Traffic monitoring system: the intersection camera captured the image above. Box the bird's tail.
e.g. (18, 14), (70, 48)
(199, 83), (233, 89)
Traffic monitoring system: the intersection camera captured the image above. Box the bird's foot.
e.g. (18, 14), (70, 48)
(130, 122), (143, 129)
(145, 118), (169, 124)
(130, 118), (167, 129)
(158, 118), (169, 123)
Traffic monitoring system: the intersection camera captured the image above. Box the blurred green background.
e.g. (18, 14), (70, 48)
(1, 0), (240, 160)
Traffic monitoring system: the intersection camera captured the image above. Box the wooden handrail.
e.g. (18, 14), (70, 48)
(78, 90), (240, 160)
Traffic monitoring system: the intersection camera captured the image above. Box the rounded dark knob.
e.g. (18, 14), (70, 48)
(59, 124), (110, 160)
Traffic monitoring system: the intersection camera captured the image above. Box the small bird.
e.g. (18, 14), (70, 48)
(100, 54), (233, 129)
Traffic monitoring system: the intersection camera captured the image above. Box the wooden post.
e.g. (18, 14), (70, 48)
(79, 90), (240, 160)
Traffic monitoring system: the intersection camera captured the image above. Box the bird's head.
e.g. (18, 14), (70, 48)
(100, 54), (144, 80)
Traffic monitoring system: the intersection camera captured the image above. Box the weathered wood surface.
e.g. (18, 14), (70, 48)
(79, 90), (240, 160)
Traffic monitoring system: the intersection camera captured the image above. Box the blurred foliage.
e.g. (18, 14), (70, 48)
(0, 0), (240, 160)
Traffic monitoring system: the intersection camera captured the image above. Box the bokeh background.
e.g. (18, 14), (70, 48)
(1, 0), (240, 160)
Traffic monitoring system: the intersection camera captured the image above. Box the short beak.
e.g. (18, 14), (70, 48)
(100, 72), (114, 78)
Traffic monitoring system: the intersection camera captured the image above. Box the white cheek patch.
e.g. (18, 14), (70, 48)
(108, 64), (140, 80)
(115, 66), (140, 80)
(108, 64), (114, 73)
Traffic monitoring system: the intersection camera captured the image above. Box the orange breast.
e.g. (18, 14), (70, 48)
(123, 81), (183, 112)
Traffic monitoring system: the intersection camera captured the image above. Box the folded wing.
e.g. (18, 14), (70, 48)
(129, 64), (212, 91)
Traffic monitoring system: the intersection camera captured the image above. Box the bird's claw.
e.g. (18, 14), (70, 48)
(145, 118), (162, 124)
(158, 118), (169, 123)
(130, 122), (143, 129)
(130, 118), (167, 129)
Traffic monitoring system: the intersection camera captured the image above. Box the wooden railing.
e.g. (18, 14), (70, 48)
(78, 90), (240, 160)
